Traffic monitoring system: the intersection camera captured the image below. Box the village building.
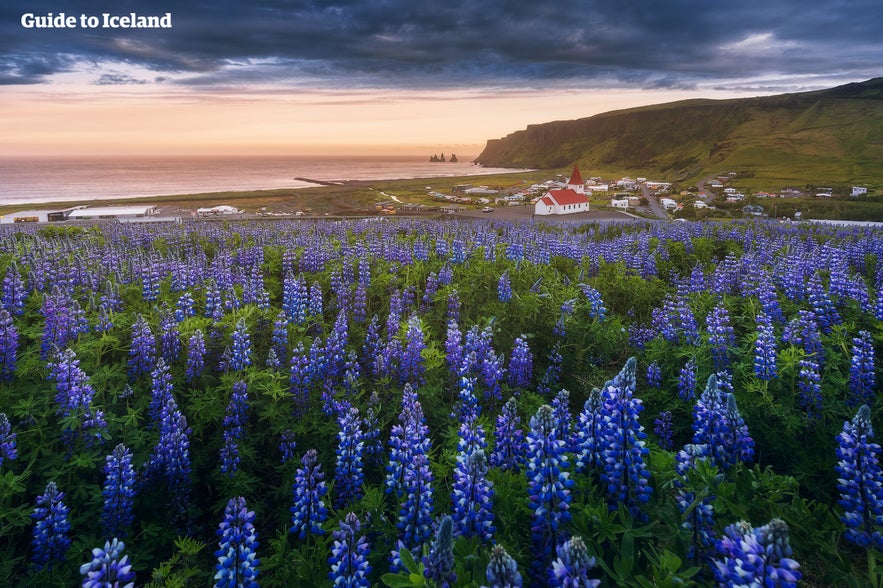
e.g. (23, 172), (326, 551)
(534, 165), (591, 215)
(851, 186), (868, 197)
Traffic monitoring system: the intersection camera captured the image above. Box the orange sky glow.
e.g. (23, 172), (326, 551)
(1, 83), (761, 157)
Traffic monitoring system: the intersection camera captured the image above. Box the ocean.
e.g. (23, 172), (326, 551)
(0, 155), (527, 206)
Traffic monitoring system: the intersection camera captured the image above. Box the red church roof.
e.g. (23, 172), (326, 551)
(567, 164), (584, 186)
(547, 189), (589, 206)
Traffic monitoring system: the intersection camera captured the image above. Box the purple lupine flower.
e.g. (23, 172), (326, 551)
(423, 515), (457, 588)
(574, 388), (604, 475)
(328, 512), (371, 588)
(289, 342), (311, 414)
(309, 281), (324, 318)
(526, 404), (573, 585)
(0, 309), (17, 381)
(0, 413), (16, 467)
(678, 358), (697, 401)
(282, 273), (308, 324)
(836, 404), (883, 549)
(1, 264), (26, 316)
(80, 538), (135, 588)
(291, 448), (328, 540)
(361, 315), (382, 379)
(205, 280), (224, 321)
(335, 406), (365, 509)
(553, 299), (576, 338)
(353, 281), (368, 324)
(706, 305), (735, 372)
(508, 336), (533, 392)
(128, 314), (156, 379)
(397, 451), (434, 554)
(674, 443), (716, 565)
(401, 315), (426, 386)
(646, 361), (662, 389)
(783, 310), (824, 365)
(551, 389), (573, 449)
(849, 331), (876, 408)
(386, 385), (430, 498)
(808, 271), (840, 333)
(147, 358), (173, 428)
(490, 396), (526, 472)
(484, 545), (523, 588)
(796, 357), (823, 422)
(598, 358), (652, 518)
(279, 429), (297, 465)
(654, 411), (674, 451)
(48, 347), (106, 442)
(421, 272), (439, 312)
(692, 374), (754, 470)
(445, 321), (464, 380)
(31, 481), (71, 570)
(175, 292), (195, 322)
(144, 394), (192, 526)
(40, 287), (88, 359)
(481, 350), (505, 407)
(101, 443), (136, 540)
(549, 536), (601, 588)
(185, 329), (206, 382)
(446, 289), (460, 323)
(362, 392), (385, 468)
(270, 311), (289, 363)
(220, 380), (250, 477)
(230, 318), (252, 372)
(159, 310), (181, 364)
(451, 449), (495, 543)
(713, 519), (801, 588)
(753, 311), (777, 381)
(498, 271), (512, 302)
(538, 342), (563, 396)
(214, 496), (260, 588)
(579, 283), (607, 322)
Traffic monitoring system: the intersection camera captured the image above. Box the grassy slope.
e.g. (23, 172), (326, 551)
(474, 78), (883, 189)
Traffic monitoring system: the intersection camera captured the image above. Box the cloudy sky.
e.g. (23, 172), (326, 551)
(2, 0), (881, 155)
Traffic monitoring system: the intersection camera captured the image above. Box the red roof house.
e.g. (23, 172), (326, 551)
(534, 188), (590, 216)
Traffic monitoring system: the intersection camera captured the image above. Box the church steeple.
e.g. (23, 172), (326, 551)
(566, 164), (585, 194)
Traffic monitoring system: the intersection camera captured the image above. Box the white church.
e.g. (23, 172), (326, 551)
(534, 165), (591, 216)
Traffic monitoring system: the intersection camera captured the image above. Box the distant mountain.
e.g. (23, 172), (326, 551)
(474, 78), (883, 184)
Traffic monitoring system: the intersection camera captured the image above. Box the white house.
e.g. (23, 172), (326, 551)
(659, 197), (677, 210)
(610, 198), (629, 210)
(693, 200), (708, 209)
(852, 186), (868, 197)
(0, 209), (67, 224)
(534, 189), (590, 216)
(67, 205), (156, 220)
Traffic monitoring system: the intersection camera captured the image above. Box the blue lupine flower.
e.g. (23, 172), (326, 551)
(508, 336), (533, 392)
(0, 309), (18, 380)
(401, 315), (426, 386)
(445, 321), (464, 379)
(128, 314), (156, 378)
(598, 357), (652, 518)
(481, 350), (505, 406)
(328, 512), (371, 588)
(490, 396), (526, 472)
(424, 515), (457, 588)
(795, 352), (822, 418)
(849, 331), (876, 408)
(221, 380), (250, 477)
(101, 443), (136, 540)
(578, 283), (607, 322)
(309, 281), (324, 318)
(1, 264), (26, 316)
(713, 519), (801, 588)
(538, 342), (563, 396)
(753, 311), (777, 381)
(80, 538), (135, 588)
(49, 347), (106, 443)
(574, 388), (603, 474)
(446, 289), (460, 322)
(175, 292), (195, 322)
(291, 448), (328, 540)
(144, 394), (192, 526)
(484, 545), (523, 588)
(0, 413), (16, 467)
(674, 443), (716, 565)
(159, 310), (181, 364)
(397, 450), (434, 552)
(289, 342), (311, 414)
(335, 406), (365, 509)
(230, 319), (252, 372)
(645, 361), (662, 389)
(185, 329), (206, 382)
(706, 305), (735, 372)
(148, 358), (173, 426)
(654, 411), (674, 451)
(282, 273), (308, 324)
(783, 310), (824, 364)
(551, 389), (573, 450)
(807, 271), (840, 333)
(451, 449), (495, 543)
(271, 311), (289, 365)
(691, 374), (754, 470)
(549, 536), (600, 588)
(678, 358), (697, 401)
(836, 405), (883, 549)
(386, 385), (430, 497)
(204, 279), (223, 320)
(279, 429), (297, 465)
(214, 496), (260, 588)
(31, 481), (71, 570)
(526, 404), (573, 585)
(498, 271), (512, 302)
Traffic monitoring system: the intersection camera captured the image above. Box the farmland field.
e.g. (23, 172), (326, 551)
(0, 217), (880, 587)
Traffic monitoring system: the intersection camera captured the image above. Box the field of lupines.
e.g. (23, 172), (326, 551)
(0, 217), (880, 587)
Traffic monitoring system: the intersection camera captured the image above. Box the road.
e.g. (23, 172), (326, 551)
(640, 183), (669, 219)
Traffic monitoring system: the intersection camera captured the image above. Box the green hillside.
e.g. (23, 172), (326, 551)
(474, 78), (883, 187)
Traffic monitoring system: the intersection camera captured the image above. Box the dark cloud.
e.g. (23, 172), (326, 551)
(93, 72), (147, 85)
(2, 0), (881, 89)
